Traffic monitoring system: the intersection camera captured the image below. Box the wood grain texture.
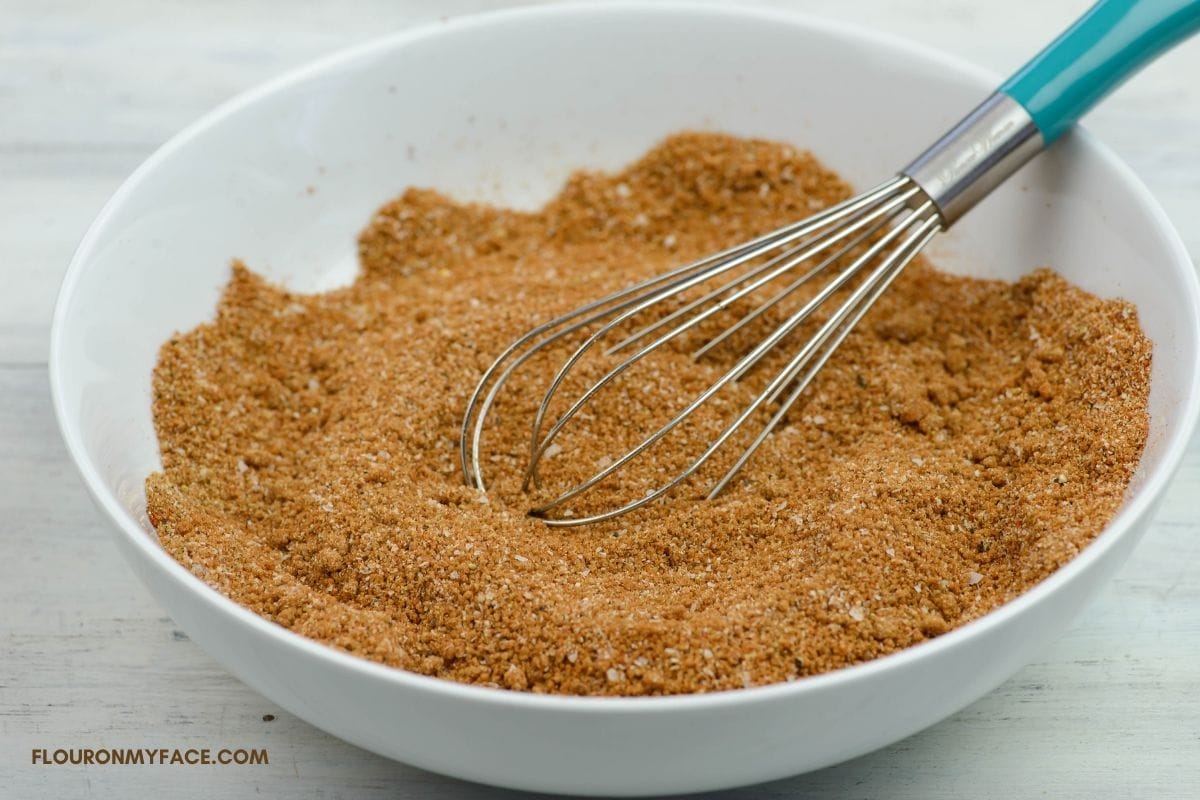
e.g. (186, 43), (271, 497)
(2, 1), (1198, 797)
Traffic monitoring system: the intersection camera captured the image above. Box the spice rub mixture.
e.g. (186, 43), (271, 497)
(147, 133), (1151, 696)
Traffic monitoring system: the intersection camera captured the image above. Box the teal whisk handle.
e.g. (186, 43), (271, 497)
(904, 0), (1200, 226)
(1003, 0), (1200, 143)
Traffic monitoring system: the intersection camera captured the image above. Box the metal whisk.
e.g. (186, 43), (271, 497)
(461, 0), (1200, 526)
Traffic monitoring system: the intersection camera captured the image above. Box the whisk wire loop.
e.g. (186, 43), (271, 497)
(521, 182), (921, 490)
(461, 175), (942, 524)
(528, 199), (940, 525)
(460, 176), (912, 491)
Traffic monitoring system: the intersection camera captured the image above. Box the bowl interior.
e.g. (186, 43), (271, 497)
(54, 4), (1197, 630)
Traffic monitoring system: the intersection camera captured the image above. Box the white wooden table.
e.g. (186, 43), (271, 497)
(3, 1), (1199, 796)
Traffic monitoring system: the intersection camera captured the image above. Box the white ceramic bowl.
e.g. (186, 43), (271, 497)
(50, 4), (1200, 796)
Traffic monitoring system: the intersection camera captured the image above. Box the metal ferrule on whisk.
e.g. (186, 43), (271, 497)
(902, 92), (1045, 226)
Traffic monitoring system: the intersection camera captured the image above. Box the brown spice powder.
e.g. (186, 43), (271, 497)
(146, 133), (1152, 696)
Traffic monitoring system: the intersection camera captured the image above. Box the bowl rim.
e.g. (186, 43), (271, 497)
(49, 0), (1200, 713)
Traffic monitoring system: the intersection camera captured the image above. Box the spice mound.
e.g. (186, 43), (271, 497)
(147, 133), (1151, 696)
